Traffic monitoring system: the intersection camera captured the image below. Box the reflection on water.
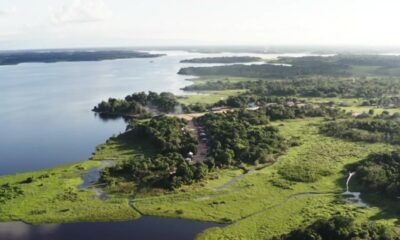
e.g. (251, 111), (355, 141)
(0, 217), (223, 240)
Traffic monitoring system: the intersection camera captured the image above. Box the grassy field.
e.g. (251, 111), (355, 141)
(0, 116), (399, 238)
(177, 90), (246, 105)
(131, 118), (400, 239)
(0, 131), (156, 224)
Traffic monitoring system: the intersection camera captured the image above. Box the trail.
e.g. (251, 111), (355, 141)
(233, 172), (370, 224)
(188, 119), (207, 163)
(215, 167), (256, 191)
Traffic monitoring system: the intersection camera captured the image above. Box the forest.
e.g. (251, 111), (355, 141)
(0, 50), (164, 65)
(180, 56), (262, 63)
(179, 54), (400, 79)
(178, 61), (349, 78)
(184, 77), (400, 99)
(101, 116), (205, 189)
(275, 216), (399, 240)
(196, 110), (286, 166)
(347, 151), (400, 198)
(320, 114), (400, 144)
(93, 91), (181, 116)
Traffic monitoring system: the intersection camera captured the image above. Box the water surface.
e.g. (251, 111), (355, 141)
(0, 218), (223, 240)
(0, 50), (320, 175)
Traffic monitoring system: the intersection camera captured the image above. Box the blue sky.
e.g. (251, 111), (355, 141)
(0, 0), (399, 50)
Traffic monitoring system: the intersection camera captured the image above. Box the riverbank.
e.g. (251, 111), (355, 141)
(1, 117), (399, 239)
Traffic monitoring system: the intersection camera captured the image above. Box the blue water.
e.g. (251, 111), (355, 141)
(0, 50), (293, 175)
(0, 218), (223, 240)
(0, 50), (317, 239)
(0, 52), (194, 175)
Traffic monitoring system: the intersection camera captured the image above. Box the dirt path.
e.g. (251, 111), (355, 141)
(188, 119), (207, 163)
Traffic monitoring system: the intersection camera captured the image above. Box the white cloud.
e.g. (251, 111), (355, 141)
(0, 7), (16, 15)
(51, 0), (112, 24)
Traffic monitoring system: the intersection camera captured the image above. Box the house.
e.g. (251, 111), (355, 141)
(246, 102), (260, 111)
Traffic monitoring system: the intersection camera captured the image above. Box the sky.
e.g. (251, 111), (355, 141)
(1, 0), (400, 50)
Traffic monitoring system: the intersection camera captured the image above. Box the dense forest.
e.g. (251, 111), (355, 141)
(184, 78), (400, 99)
(93, 91), (181, 116)
(180, 56), (262, 63)
(196, 110), (286, 166)
(101, 116), (206, 189)
(275, 216), (399, 240)
(276, 54), (400, 68)
(347, 151), (400, 198)
(178, 61), (349, 78)
(320, 115), (400, 144)
(180, 54), (400, 79)
(0, 50), (164, 65)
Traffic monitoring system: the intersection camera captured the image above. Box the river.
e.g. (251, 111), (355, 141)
(0, 218), (222, 240)
(0, 50), (322, 240)
(0, 50), (321, 175)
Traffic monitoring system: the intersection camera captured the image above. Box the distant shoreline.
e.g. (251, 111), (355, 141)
(0, 50), (165, 66)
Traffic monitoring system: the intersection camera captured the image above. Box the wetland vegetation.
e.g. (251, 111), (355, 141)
(2, 53), (400, 239)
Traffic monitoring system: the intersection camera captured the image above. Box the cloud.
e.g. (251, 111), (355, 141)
(51, 0), (112, 24)
(0, 7), (16, 15)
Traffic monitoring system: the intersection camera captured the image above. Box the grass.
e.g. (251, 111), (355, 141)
(0, 160), (139, 224)
(0, 116), (399, 239)
(0, 131), (157, 224)
(132, 118), (400, 239)
(177, 90), (246, 105)
(187, 76), (260, 84)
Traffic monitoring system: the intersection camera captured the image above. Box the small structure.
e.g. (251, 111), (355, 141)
(286, 101), (295, 107)
(210, 106), (228, 112)
(246, 102), (260, 111)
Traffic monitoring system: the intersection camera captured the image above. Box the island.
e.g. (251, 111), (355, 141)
(180, 56), (263, 64)
(0, 50), (164, 65)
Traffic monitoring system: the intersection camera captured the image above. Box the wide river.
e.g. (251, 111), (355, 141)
(0, 50), (319, 240)
(0, 50), (313, 175)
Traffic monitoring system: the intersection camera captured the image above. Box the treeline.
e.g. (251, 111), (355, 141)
(320, 117), (400, 144)
(263, 104), (343, 121)
(347, 151), (400, 198)
(127, 116), (197, 155)
(184, 78), (400, 99)
(180, 56), (262, 63)
(178, 61), (349, 78)
(214, 95), (344, 120)
(196, 110), (286, 166)
(0, 50), (164, 65)
(101, 116), (207, 189)
(362, 96), (400, 108)
(274, 216), (399, 240)
(276, 54), (400, 68)
(93, 91), (181, 116)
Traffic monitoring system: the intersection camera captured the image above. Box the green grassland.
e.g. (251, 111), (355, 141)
(187, 76), (259, 83)
(129, 118), (398, 239)
(1, 116), (399, 238)
(177, 90), (246, 105)
(1, 101), (399, 239)
(0, 132), (155, 224)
